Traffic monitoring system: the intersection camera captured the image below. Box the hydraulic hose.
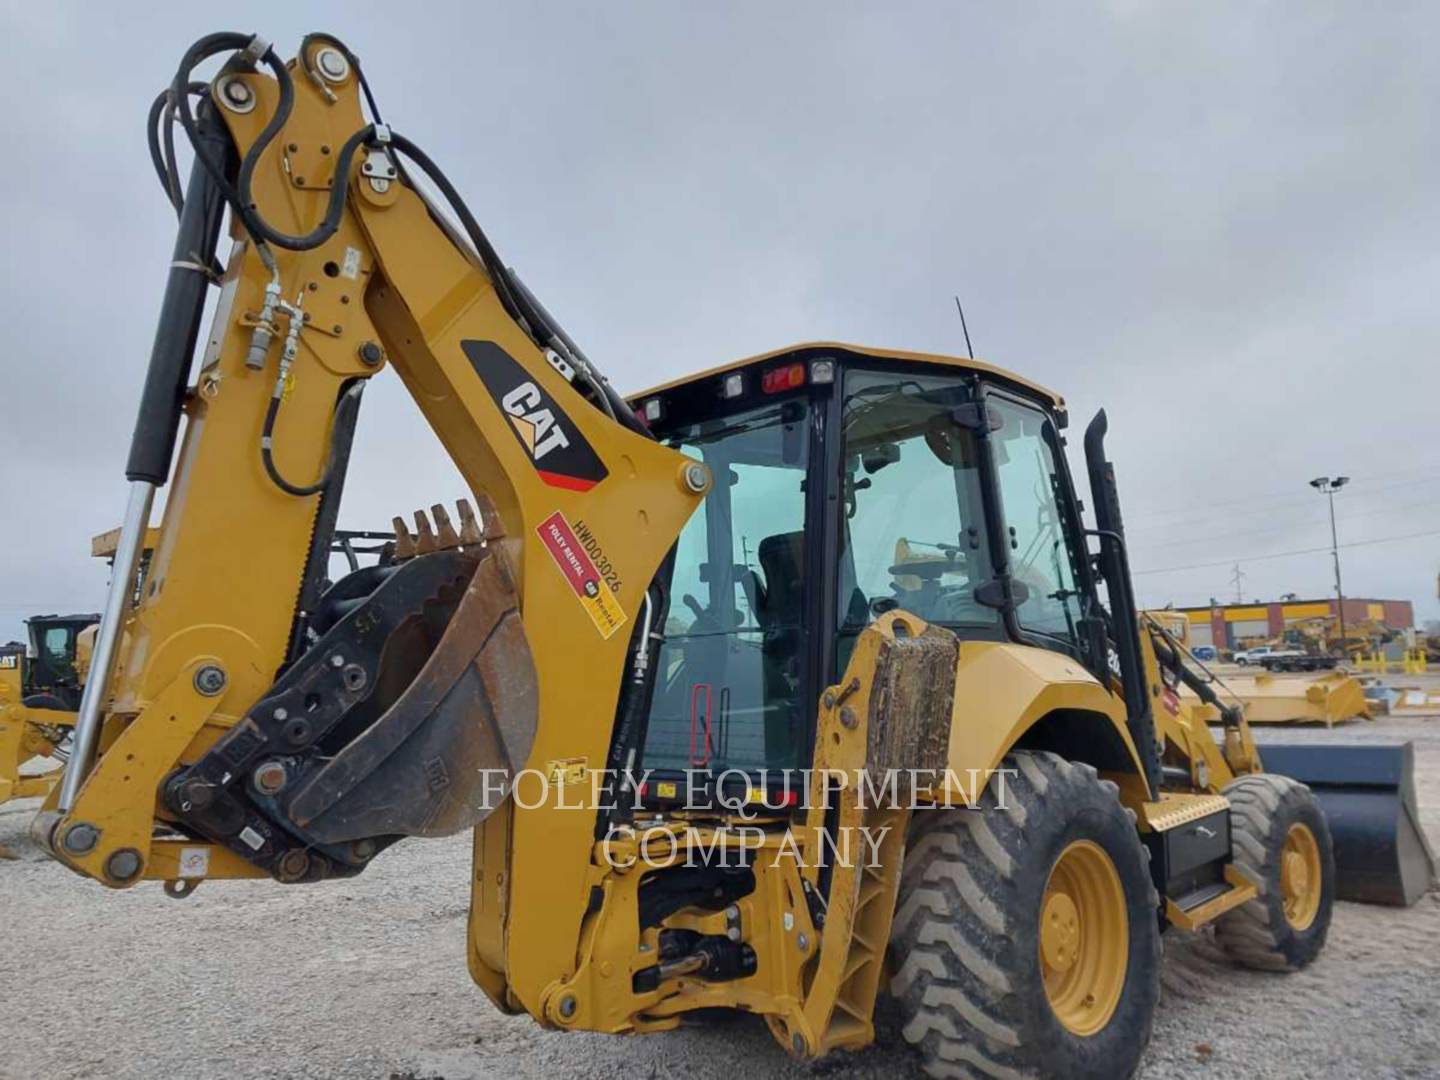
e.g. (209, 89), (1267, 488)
(171, 32), (368, 252)
(161, 31), (646, 436)
(385, 131), (646, 434)
(261, 379), (365, 497)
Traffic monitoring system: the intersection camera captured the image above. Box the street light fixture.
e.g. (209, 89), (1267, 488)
(1309, 476), (1350, 652)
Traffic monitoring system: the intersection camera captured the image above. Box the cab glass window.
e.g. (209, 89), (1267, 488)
(837, 370), (998, 669)
(641, 399), (810, 775)
(42, 627), (70, 661)
(990, 396), (1085, 651)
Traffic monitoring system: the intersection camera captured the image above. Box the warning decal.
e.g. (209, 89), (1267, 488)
(536, 510), (628, 639)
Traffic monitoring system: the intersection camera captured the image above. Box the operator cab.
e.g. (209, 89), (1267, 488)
(630, 345), (1103, 803)
(22, 613), (99, 710)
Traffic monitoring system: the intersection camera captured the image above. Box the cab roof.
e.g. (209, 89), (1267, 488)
(628, 341), (1065, 411)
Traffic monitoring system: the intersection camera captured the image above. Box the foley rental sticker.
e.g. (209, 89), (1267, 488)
(536, 510), (628, 639)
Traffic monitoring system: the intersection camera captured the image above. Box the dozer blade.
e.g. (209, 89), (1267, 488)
(166, 542), (537, 881)
(1183, 670), (1370, 726)
(1259, 742), (1438, 906)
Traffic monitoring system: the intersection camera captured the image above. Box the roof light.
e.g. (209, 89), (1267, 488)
(722, 372), (745, 399)
(761, 363), (806, 394)
(809, 358), (835, 384)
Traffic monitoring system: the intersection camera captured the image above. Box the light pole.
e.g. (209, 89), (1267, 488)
(1309, 476), (1350, 653)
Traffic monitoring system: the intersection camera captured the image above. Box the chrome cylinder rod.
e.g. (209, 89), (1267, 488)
(57, 479), (155, 810)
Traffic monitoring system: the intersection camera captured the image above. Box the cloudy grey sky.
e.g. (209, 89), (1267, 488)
(2, 2), (1437, 642)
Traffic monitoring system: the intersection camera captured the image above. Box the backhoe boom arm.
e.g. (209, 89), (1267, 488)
(39, 33), (703, 1016)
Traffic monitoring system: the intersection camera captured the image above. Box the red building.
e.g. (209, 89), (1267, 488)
(1174, 597), (1414, 651)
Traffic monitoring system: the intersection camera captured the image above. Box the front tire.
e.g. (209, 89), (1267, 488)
(889, 752), (1161, 1080)
(1216, 774), (1334, 971)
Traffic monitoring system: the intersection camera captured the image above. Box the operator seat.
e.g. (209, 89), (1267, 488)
(756, 531), (806, 764)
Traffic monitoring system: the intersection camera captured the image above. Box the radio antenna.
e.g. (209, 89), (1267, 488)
(953, 295), (974, 358)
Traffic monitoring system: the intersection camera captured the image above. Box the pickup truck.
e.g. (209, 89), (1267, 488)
(1232, 645), (1337, 672)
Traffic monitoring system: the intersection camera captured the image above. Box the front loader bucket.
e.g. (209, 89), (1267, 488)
(1259, 742), (1437, 906)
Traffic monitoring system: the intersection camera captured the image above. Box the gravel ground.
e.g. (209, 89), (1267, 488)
(2, 708), (1436, 1080)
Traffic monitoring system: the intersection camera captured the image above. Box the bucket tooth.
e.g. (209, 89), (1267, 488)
(431, 503), (461, 549)
(474, 493), (505, 542)
(456, 499), (484, 547)
(392, 516), (417, 561)
(413, 510), (438, 554)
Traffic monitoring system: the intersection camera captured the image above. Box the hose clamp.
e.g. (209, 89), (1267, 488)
(362, 129), (398, 193)
(240, 35), (272, 67)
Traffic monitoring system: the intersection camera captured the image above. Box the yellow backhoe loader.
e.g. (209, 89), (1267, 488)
(33, 31), (1426, 1078)
(0, 614), (93, 807)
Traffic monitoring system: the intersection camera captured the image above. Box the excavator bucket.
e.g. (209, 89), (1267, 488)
(1259, 742), (1438, 906)
(1182, 670), (1370, 726)
(164, 502), (539, 880)
(286, 543), (538, 843)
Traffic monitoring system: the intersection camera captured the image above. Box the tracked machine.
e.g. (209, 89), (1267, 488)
(38, 31), (1426, 1078)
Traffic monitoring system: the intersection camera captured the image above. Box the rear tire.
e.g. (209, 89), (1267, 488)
(889, 751), (1161, 1080)
(1216, 774), (1334, 971)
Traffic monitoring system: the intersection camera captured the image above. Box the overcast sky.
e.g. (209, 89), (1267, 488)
(2, 2), (1437, 643)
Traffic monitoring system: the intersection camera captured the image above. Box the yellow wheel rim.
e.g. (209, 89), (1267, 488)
(1040, 840), (1129, 1037)
(1279, 822), (1322, 931)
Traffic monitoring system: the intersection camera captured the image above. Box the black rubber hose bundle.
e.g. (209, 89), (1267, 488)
(158, 28), (650, 495)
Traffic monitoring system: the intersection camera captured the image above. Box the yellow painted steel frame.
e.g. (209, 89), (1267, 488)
(1139, 616), (1256, 791)
(1191, 671), (1370, 727)
(42, 46), (700, 1021)
(0, 662), (73, 803)
(472, 612), (1156, 1055)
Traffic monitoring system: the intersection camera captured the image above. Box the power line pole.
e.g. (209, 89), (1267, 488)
(1309, 476), (1350, 652)
(1230, 563), (1245, 603)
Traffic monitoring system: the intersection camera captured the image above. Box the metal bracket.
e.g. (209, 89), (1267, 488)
(950, 401), (1002, 432)
(361, 134), (398, 194)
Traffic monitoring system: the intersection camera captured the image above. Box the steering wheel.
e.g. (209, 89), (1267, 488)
(888, 555), (962, 581)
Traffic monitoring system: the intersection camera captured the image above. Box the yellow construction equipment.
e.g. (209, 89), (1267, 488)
(1181, 670), (1370, 727)
(0, 614), (93, 806)
(31, 30), (1431, 1078)
(1146, 614), (1435, 907)
(1145, 609), (1371, 725)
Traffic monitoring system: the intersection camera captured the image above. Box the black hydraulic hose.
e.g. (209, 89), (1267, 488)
(164, 31), (645, 438)
(1148, 623), (1245, 727)
(298, 32), (384, 124)
(261, 380), (365, 497)
(386, 132), (648, 436)
(146, 90), (181, 215)
(244, 123), (374, 250)
(149, 82), (212, 219)
(383, 134), (528, 321)
(171, 32), (367, 252)
(169, 32), (256, 210)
